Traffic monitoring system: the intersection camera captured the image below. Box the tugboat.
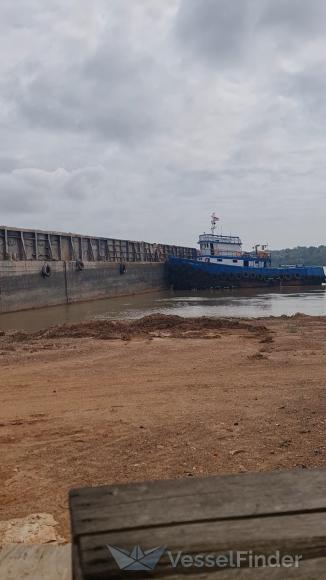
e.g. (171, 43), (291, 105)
(168, 214), (326, 289)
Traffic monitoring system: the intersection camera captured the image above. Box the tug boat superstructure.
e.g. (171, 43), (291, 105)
(168, 214), (326, 289)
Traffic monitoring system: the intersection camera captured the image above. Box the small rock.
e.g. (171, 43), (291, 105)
(238, 465), (247, 473)
(0, 513), (65, 544)
(279, 440), (291, 448)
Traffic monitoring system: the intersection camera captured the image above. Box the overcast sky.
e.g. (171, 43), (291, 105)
(1, 0), (325, 250)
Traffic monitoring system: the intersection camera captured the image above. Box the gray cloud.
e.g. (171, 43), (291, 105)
(0, 0), (326, 250)
(176, 0), (255, 65)
(6, 49), (160, 143)
(276, 65), (326, 124)
(259, 0), (326, 37)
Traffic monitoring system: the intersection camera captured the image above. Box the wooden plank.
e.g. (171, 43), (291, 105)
(0, 544), (71, 580)
(70, 470), (326, 578)
(159, 558), (326, 578)
(70, 470), (326, 536)
(77, 512), (326, 578)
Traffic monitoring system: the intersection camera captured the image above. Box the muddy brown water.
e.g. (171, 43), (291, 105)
(0, 286), (326, 332)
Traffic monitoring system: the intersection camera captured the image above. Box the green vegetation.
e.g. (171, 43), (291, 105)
(271, 246), (326, 267)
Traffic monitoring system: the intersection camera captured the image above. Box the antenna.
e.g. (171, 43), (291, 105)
(211, 212), (219, 235)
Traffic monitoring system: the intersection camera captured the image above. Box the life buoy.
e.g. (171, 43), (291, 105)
(249, 272), (257, 279)
(41, 263), (51, 278)
(235, 273), (242, 280)
(76, 259), (85, 271)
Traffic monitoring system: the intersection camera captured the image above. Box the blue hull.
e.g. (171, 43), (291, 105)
(167, 257), (326, 290)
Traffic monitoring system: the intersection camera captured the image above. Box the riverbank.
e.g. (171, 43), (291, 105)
(1, 314), (326, 542)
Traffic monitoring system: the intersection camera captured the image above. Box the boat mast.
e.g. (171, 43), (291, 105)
(211, 212), (219, 235)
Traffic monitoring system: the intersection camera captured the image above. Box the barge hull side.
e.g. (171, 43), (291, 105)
(0, 261), (166, 314)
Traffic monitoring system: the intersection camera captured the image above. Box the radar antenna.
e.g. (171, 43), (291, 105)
(211, 212), (219, 235)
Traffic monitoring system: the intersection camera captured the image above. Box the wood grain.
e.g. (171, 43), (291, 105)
(70, 469), (326, 579)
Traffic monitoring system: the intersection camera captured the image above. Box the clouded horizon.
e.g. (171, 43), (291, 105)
(1, 0), (325, 250)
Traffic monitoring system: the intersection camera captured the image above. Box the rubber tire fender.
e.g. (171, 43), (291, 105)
(41, 263), (51, 278)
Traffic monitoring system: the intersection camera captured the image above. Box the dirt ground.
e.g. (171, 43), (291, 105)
(1, 313), (326, 541)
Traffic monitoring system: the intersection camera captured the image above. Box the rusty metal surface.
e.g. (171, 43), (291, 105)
(0, 226), (196, 263)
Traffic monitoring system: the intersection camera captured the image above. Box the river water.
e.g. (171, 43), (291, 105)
(0, 286), (326, 331)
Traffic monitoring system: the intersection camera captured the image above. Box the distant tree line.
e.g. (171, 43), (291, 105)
(271, 246), (326, 267)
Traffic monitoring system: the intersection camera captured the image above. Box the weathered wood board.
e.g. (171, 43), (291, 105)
(69, 469), (326, 579)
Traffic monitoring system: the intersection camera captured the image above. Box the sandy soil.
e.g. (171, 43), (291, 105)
(1, 314), (326, 541)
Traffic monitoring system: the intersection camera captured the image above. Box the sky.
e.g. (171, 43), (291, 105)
(0, 0), (326, 250)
